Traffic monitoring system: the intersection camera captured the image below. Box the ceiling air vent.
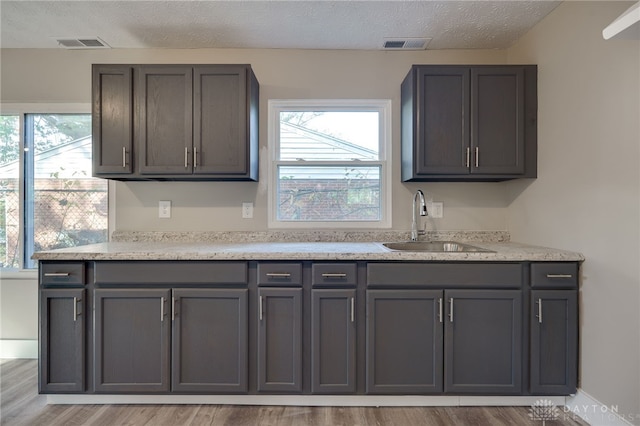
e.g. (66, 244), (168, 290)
(53, 37), (110, 49)
(382, 38), (432, 50)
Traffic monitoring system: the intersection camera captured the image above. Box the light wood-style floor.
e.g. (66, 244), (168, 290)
(1, 359), (588, 426)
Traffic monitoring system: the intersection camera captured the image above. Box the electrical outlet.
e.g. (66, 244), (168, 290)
(242, 202), (254, 219)
(159, 200), (171, 218)
(428, 202), (443, 218)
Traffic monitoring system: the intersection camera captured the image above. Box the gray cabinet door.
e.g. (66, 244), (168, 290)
(137, 66), (193, 174)
(94, 289), (171, 393)
(92, 65), (133, 175)
(471, 67), (525, 175)
(257, 287), (302, 392)
(530, 290), (578, 395)
(414, 66), (470, 175)
(311, 289), (356, 394)
(194, 65), (248, 176)
(366, 290), (443, 394)
(39, 289), (85, 393)
(172, 288), (248, 393)
(444, 289), (522, 394)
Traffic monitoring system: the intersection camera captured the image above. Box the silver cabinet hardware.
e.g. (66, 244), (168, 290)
(536, 298), (543, 323)
(160, 297), (165, 321)
(193, 147), (198, 169)
(259, 295), (264, 321)
(265, 273), (291, 278)
(546, 274), (573, 278)
(44, 272), (70, 277)
(122, 146), (127, 168)
(172, 297), (176, 321)
(73, 297), (78, 321)
(184, 147), (189, 168)
(350, 297), (355, 323)
(321, 273), (347, 278)
(466, 147), (470, 168)
(438, 298), (443, 323)
(449, 298), (454, 322)
(475, 147), (479, 168)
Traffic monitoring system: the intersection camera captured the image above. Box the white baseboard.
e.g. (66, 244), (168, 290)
(566, 390), (635, 426)
(0, 339), (38, 359)
(46, 394), (566, 406)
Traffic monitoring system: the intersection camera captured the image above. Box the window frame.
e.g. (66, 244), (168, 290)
(0, 103), (113, 275)
(268, 99), (392, 229)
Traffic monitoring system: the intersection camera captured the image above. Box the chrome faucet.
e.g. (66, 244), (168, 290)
(411, 190), (428, 241)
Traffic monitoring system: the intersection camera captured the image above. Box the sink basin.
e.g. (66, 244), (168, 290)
(382, 241), (494, 253)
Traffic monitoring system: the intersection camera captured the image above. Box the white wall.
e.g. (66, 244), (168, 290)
(507, 1), (640, 422)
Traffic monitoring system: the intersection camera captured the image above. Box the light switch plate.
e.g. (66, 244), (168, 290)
(242, 202), (254, 219)
(428, 202), (443, 218)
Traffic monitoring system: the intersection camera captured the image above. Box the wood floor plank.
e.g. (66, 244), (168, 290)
(0, 360), (590, 426)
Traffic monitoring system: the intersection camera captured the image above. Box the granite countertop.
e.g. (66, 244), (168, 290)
(32, 231), (585, 262)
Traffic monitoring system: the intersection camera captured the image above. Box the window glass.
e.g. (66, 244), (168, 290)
(0, 115), (20, 268)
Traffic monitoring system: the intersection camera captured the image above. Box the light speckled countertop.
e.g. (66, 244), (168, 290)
(32, 231), (584, 262)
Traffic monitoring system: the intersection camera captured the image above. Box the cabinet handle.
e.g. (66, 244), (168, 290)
(546, 274), (573, 279)
(536, 298), (543, 323)
(160, 297), (165, 321)
(438, 298), (443, 323)
(193, 147), (198, 169)
(73, 297), (78, 321)
(350, 297), (355, 323)
(322, 273), (347, 278)
(184, 147), (189, 168)
(172, 297), (176, 321)
(44, 272), (70, 277)
(449, 298), (454, 322)
(475, 147), (479, 168)
(259, 295), (264, 321)
(265, 272), (291, 278)
(465, 147), (470, 168)
(122, 146), (127, 168)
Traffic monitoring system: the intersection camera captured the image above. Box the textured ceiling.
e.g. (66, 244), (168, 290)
(0, 1), (561, 50)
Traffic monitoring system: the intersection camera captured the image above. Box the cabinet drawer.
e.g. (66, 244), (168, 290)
(94, 261), (247, 285)
(40, 262), (85, 286)
(257, 263), (302, 287)
(311, 263), (357, 287)
(367, 263), (523, 288)
(530, 263), (578, 289)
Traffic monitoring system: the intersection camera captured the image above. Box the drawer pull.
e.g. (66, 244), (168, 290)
(122, 146), (127, 168)
(44, 272), (71, 277)
(438, 298), (443, 323)
(265, 273), (291, 278)
(465, 147), (470, 168)
(350, 297), (355, 323)
(449, 298), (454, 322)
(193, 147), (198, 169)
(536, 298), (543, 323)
(475, 147), (479, 168)
(73, 297), (78, 321)
(546, 274), (573, 279)
(160, 297), (165, 322)
(259, 295), (264, 321)
(321, 273), (347, 278)
(184, 147), (189, 168)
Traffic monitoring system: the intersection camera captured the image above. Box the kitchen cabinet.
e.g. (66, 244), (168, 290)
(530, 263), (579, 395)
(172, 289), (248, 393)
(39, 288), (85, 393)
(366, 290), (443, 394)
(311, 289), (357, 394)
(444, 289), (522, 394)
(92, 63), (259, 180)
(92, 65), (134, 175)
(401, 65), (537, 181)
(257, 287), (303, 392)
(94, 289), (171, 393)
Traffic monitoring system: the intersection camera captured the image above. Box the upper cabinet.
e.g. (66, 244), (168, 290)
(92, 64), (259, 181)
(401, 65), (537, 182)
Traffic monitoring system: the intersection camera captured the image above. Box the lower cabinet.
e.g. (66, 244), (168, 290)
(366, 290), (443, 394)
(39, 288), (85, 393)
(444, 289), (522, 394)
(530, 290), (578, 395)
(311, 289), (357, 393)
(94, 288), (248, 393)
(257, 287), (303, 392)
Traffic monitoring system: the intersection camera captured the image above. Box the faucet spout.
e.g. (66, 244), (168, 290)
(411, 190), (428, 241)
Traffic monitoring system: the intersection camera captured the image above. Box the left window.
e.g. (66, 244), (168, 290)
(0, 111), (108, 270)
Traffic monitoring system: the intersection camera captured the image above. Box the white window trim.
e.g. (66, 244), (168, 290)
(0, 103), (113, 274)
(267, 99), (392, 229)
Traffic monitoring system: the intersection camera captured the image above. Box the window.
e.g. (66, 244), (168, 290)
(0, 108), (108, 270)
(268, 100), (391, 228)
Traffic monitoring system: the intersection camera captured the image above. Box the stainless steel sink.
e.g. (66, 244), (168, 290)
(382, 241), (494, 253)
